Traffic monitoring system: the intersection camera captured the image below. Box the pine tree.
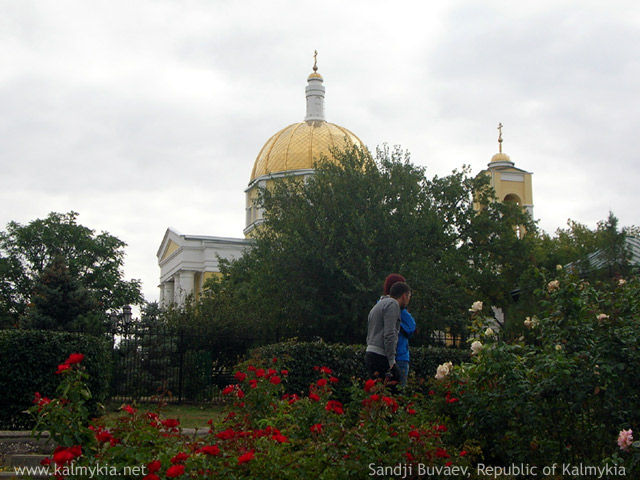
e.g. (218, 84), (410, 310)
(23, 256), (105, 335)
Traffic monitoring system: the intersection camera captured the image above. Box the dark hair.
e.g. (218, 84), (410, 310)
(389, 282), (411, 299)
(383, 274), (406, 295)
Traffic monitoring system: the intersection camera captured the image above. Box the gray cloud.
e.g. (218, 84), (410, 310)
(1, 0), (638, 301)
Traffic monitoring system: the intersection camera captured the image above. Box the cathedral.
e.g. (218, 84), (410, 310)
(156, 57), (533, 306)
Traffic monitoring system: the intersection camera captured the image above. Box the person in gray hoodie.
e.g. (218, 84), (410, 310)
(365, 281), (411, 385)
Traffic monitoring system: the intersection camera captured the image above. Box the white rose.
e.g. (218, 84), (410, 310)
(556, 264), (563, 271)
(523, 317), (532, 328)
(555, 344), (563, 351)
(469, 301), (483, 312)
(547, 280), (560, 292)
(597, 313), (610, 322)
(434, 361), (453, 380)
(470, 340), (483, 355)
(484, 327), (495, 337)
(618, 278), (627, 286)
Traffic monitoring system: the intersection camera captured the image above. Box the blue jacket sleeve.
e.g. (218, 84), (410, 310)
(400, 309), (416, 337)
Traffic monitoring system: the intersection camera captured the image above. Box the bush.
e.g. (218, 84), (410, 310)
(0, 329), (112, 429)
(433, 272), (640, 472)
(31, 355), (473, 479)
(246, 340), (470, 401)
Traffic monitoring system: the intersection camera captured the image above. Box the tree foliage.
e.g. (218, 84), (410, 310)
(0, 211), (143, 329)
(205, 144), (535, 344)
(530, 212), (631, 278)
(22, 256), (105, 335)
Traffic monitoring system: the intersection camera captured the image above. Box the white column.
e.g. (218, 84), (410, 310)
(524, 204), (534, 219)
(175, 271), (195, 305)
(163, 281), (174, 306)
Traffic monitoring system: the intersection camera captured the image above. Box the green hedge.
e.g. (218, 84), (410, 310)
(0, 329), (112, 429)
(244, 339), (470, 399)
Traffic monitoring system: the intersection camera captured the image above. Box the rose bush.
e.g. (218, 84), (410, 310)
(429, 273), (640, 473)
(31, 355), (473, 479)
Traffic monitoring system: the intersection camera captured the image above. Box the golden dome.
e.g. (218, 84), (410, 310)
(490, 152), (512, 164)
(249, 120), (363, 182)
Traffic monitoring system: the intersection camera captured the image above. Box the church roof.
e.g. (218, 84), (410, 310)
(249, 53), (364, 183)
(249, 120), (363, 182)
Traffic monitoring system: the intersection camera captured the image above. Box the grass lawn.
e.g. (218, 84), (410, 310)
(100, 402), (229, 429)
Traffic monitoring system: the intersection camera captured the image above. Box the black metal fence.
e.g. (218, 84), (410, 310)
(110, 324), (254, 403)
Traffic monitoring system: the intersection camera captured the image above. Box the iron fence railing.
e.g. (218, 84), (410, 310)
(110, 324), (254, 403)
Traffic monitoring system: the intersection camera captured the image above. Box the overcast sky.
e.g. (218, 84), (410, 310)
(1, 0), (639, 302)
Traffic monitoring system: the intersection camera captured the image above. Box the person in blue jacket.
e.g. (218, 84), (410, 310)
(382, 274), (417, 387)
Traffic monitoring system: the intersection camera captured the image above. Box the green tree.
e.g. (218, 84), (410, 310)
(23, 256), (105, 335)
(208, 144), (534, 345)
(0, 211), (142, 328)
(529, 211), (630, 278)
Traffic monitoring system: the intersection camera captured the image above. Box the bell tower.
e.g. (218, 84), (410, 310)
(480, 123), (534, 219)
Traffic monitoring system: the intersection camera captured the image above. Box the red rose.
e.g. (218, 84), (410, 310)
(272, 433), (288, 443)
(234, 371), (247, 382)
(255, 368), (265, 377)
(198, 445), (220, 456)
(319, 366), (332, 375)
(122, 404), (137, 415)
(325, 400), (344, 415)
(170, 452), (189, 464)
(166, 464), (185, 477)
(143, 474), (160, 480)
(69, 445), (82, 458)
(309, 393), (320, 402)
(216, 428), (236, 440)
(96, 430), (113, 443)
(329, 376), (339, 384)
(280, 369), (289, 376)
(65, 353), (84, 364)
(310, 423), (323, 434)
(317, 378), (328, 387)
(53, 449), (74, 465)
(222, 385), (235, 395)
(364, 379), (377, 392)
(382, 396), (399, 413)
(147, 460), (162, 473)
(55, 364), (71, 374)
(435, 448), (450, 458)
(238, 450), (255, 464)
(269, 376), (281, 385)
(249, 379), (258, 389)
(162, 418), (180, 428)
